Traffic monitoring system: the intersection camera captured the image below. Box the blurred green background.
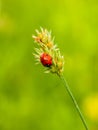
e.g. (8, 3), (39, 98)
(0, 0), (98, 130)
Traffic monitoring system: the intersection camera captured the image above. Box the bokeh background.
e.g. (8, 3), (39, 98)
(0, 0), (98, 130)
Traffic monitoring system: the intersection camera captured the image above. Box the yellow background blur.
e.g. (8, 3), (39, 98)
(0, 0), (98, 130)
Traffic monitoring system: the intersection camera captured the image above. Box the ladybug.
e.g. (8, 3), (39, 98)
(40, 53), (52, 67)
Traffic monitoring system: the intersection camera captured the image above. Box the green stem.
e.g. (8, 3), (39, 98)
(60, 75), (88, 130)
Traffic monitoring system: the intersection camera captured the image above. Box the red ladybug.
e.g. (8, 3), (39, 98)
(40, 53), (52, 67)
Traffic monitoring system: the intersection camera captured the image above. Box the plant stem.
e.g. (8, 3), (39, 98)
(60, 75), (88, 130)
